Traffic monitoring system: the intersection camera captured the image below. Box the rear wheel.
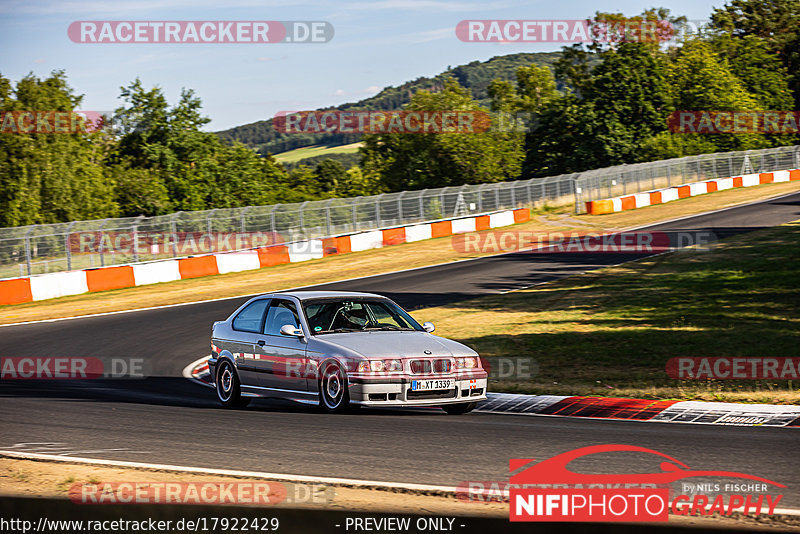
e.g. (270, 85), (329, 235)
(319, 361), (350, 413)
(215, 360), (250, 408)
(441, 402), (477, 415)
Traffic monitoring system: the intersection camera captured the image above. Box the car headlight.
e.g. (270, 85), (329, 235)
(383, 359), (403, 372)
(455, 357), (478, 369)
(357, 359), (403, 373)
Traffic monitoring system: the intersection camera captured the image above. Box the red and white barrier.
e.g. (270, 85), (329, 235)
(586, 169), (800, 215)
(0, 209), (531, 306)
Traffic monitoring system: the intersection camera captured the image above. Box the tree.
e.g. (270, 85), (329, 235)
(710, 0), (800, 107)
(666, 38), (768, 152)
(315, 159), (347, 193)
(0, 71), (117, 226)
(523, 40), (671, 175)
(361, 78), (523, 191)
(112, 79), (291, 212)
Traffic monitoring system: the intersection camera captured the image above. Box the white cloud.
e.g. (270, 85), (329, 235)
(408, 27), (452, 43)
(0, 0), (321, 15)
(341, 0), (481, 12)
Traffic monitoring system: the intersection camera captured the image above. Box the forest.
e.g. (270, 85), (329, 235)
(0, 1), (797, 227)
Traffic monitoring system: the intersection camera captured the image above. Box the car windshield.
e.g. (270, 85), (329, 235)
(302, 298), (423, 334)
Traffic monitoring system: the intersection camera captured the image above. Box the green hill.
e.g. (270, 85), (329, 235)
(216, 51), (562, 156)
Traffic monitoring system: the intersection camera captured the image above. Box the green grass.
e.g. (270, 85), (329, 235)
(420, 220), (800, 403)
(272, 143), (363, 164)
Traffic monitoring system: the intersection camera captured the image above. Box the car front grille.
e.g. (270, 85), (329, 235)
(410, 358), (452, 374)
(407, 388), (457, 400)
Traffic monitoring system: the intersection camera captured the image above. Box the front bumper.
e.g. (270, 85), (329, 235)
(348, 372), (488, 406)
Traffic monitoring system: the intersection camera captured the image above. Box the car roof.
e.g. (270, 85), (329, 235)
(265, 290), (387, 301)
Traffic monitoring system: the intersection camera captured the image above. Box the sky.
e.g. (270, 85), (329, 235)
(0, 0), (724, 132)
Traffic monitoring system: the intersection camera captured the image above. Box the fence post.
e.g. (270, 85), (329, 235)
(271, 204), (280, 237)
(97, 219), (109, 267)
(375, 194), (383, 227)
(526, 179), (533, 206)
(240, 206), (249, 234)
(24, 227), (33, 276)
(170, 213), (180, 257)
(132, 215), (144, 263)
(351, 199), (358, 232)
(65, 221), (75, 271)
(397, 191), (405, 223)
(298, 202), (307, 239)
(325, 199), (332, 236)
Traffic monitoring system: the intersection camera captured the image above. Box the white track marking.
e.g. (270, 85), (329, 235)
(4, 188), (798, 329)
(1, 450), (798, 517)
(0, 450), (457, 495)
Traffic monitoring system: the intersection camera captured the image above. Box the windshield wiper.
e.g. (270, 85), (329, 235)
(363, 326), (415, 331)
(315, 328), (361, 334)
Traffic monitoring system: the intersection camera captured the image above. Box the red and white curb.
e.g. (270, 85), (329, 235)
(585, 169), (800, 215)
(185, 358), (800, 428)
(0, 209), (530, 306)
(477, 393), (800, 428)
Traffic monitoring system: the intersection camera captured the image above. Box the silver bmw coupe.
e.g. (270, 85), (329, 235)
(209, 291), (488, 414)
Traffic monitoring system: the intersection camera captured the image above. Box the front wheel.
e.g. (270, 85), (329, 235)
(441, 402), (477, 415)
(319, 361), (350, 413)
(215, 360), (250, 408)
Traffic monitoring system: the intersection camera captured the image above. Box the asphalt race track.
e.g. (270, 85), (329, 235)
(2, 191), (799, 507)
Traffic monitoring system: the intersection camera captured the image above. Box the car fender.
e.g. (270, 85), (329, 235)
(209, 350), (238, 381)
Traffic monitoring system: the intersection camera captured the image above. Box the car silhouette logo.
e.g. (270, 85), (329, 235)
(423, 350), (432, 355)
(510, 444), (785, 487)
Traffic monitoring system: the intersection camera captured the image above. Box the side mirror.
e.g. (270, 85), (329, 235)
(422, 322), (435, 333)
(280, 324), (304, 337)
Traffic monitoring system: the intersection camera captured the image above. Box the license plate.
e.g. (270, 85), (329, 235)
(411, 379), (453, 391)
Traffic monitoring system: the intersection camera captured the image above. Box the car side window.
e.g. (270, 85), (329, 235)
(263, 300), (301, 336)
(232, 299), (269, 333)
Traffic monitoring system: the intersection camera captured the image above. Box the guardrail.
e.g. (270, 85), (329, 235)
(0, 208), (530, 305)
(1, 145), (798, 279)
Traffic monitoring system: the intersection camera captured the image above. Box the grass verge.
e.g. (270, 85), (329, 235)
(416, 220), (800, 404)
(2, 179), (799, 326)
(272, 143), (363, 163)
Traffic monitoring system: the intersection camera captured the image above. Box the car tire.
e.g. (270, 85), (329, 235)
(319, 360), (350, 413)
(441, 402), (477, 415)
(215, 360), (249, 408)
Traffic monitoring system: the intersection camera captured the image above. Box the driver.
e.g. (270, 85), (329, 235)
(340, 306), (369, 328)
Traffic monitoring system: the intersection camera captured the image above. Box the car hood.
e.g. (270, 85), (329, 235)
(309, 331), (477, 359)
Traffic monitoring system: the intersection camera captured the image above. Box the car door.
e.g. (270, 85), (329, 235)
(228, 298), (270, 387)
(253, 298), (308, 391)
